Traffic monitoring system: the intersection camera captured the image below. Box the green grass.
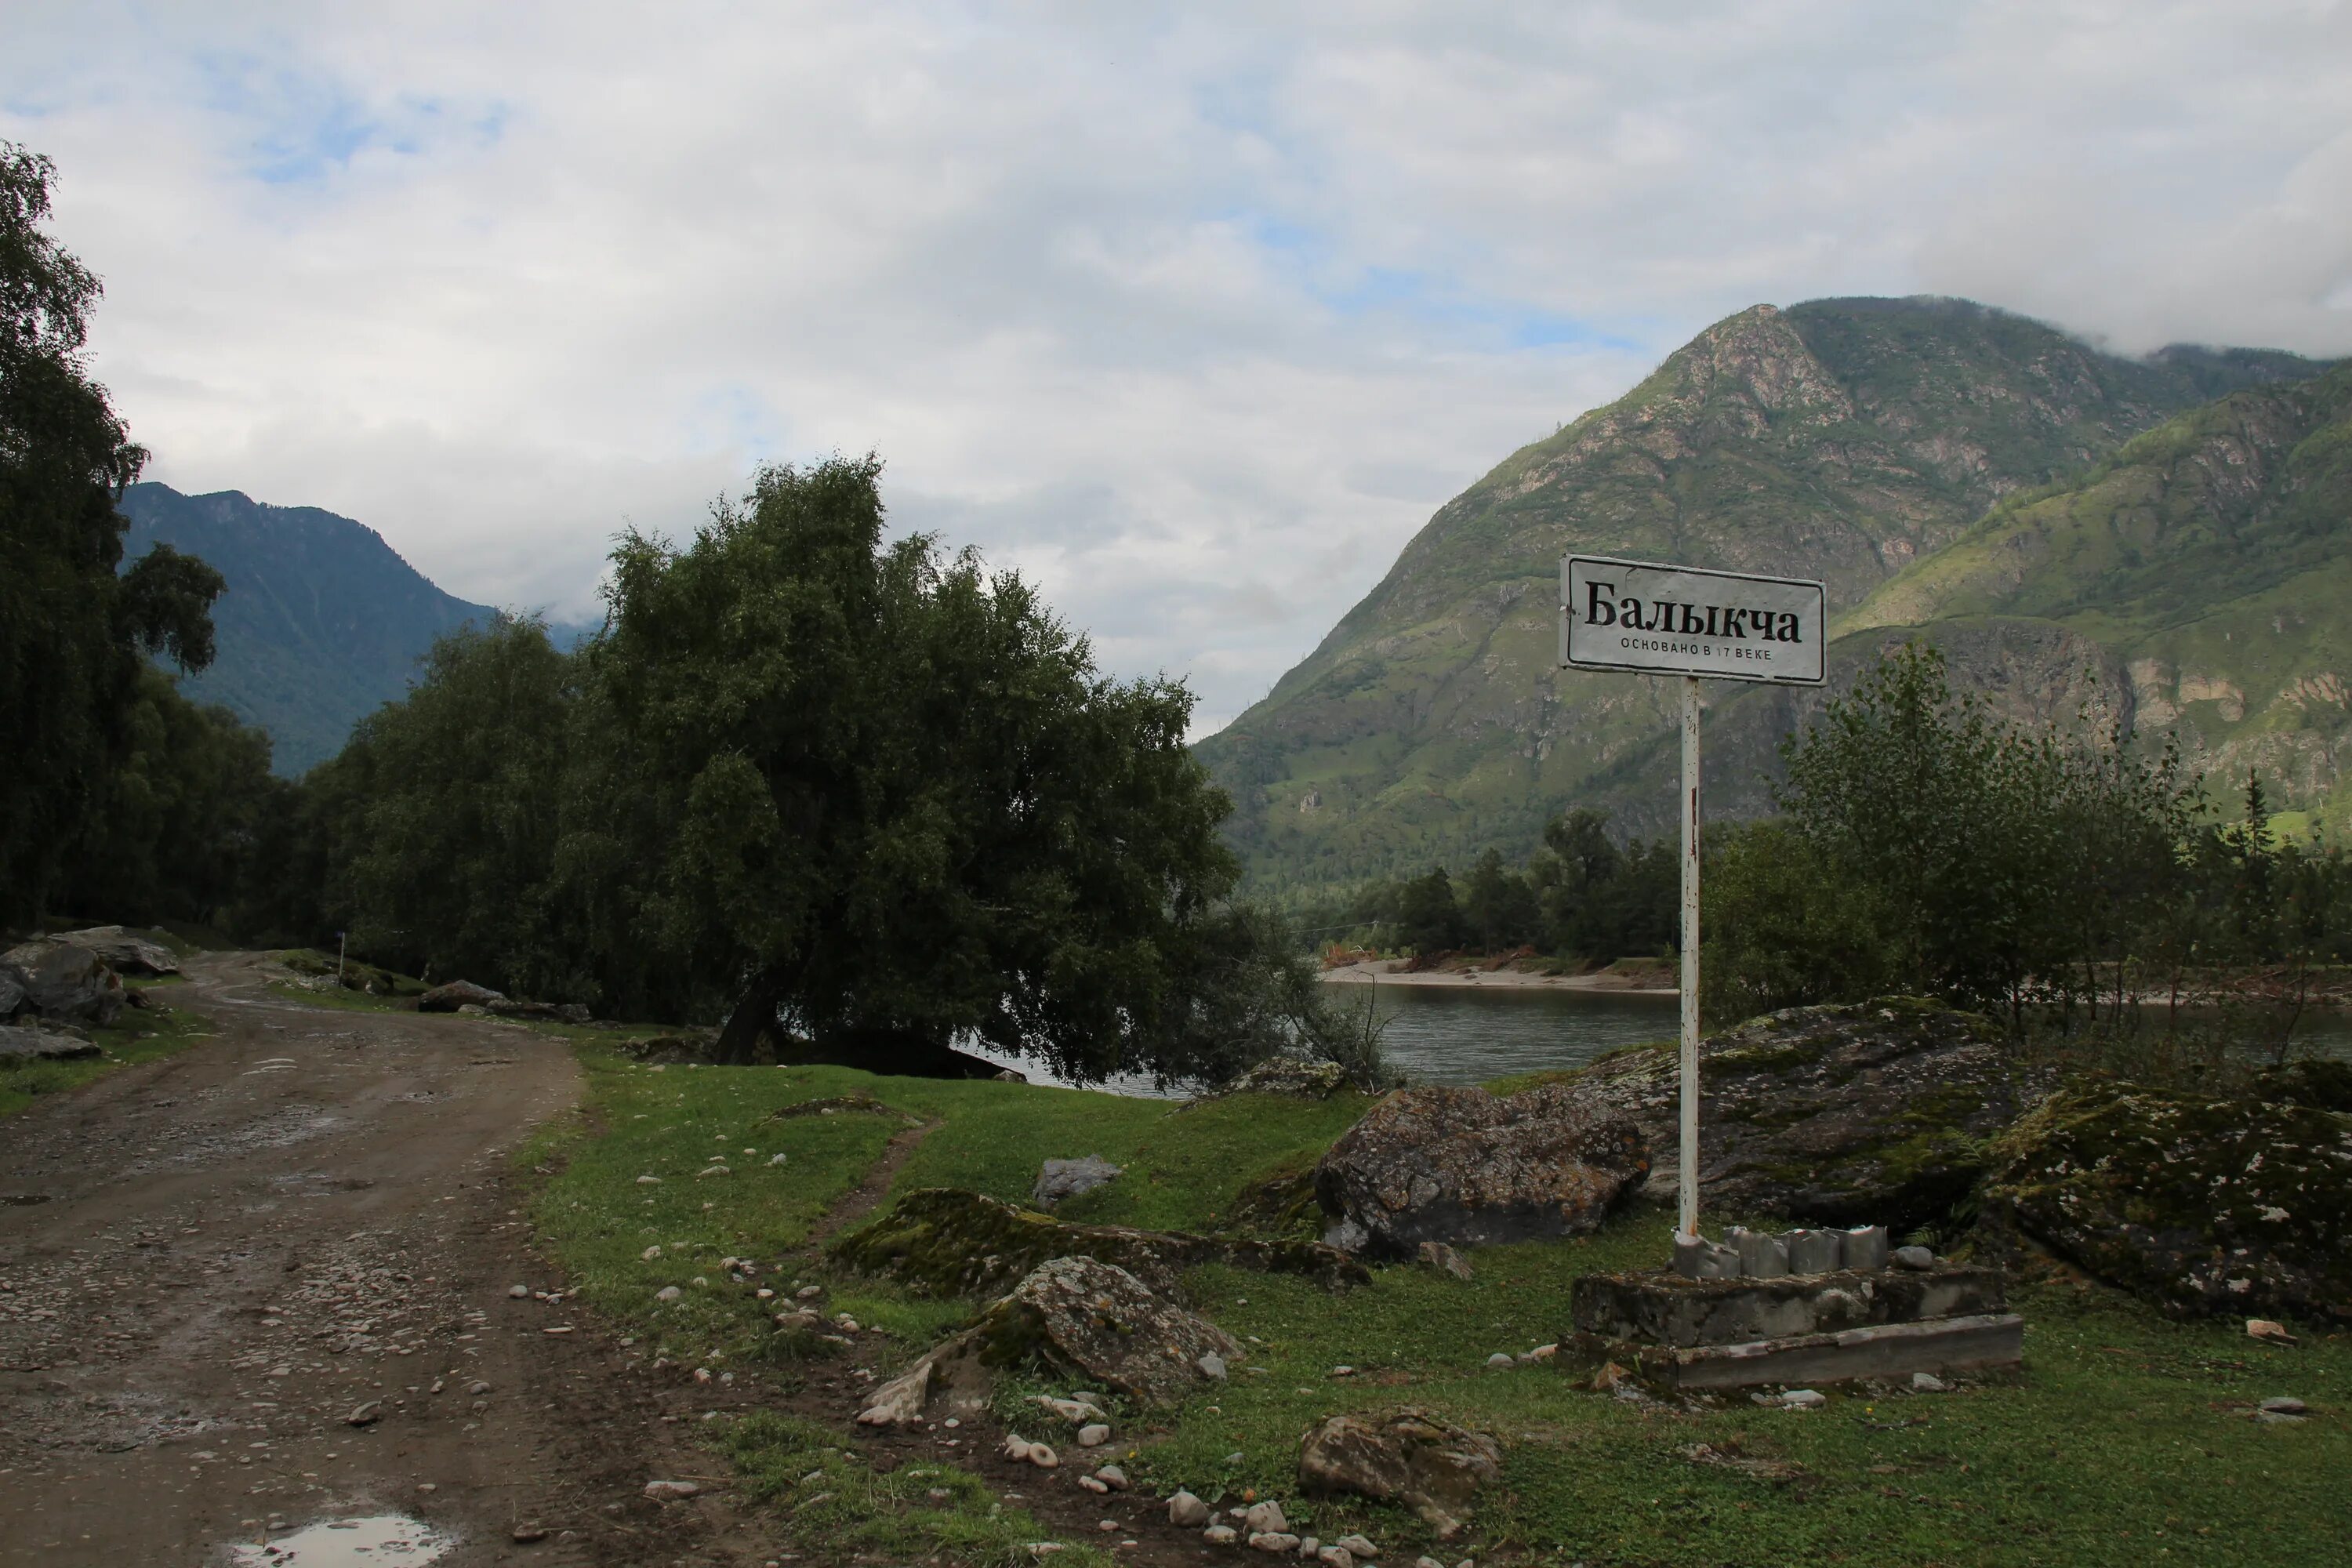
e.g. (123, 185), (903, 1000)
(527, 1053), (2352, 1567)
(0, 990), (216, 1117)
(717, 1410), (1113, 1568)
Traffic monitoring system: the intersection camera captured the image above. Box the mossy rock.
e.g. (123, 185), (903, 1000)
(1225, 1156), (1323, 1240)
(828, 1187), (1368, 1299)
(1982, 1076), (2352, 1322)
(1549, 997), (2020, 1232)
(962, 1256), (1240, 1406)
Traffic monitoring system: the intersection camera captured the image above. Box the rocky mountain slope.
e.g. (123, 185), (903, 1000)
(119, 484), (518, 775)
(1840, 361), (2352, 835)
(1196, 296), (2332, 896)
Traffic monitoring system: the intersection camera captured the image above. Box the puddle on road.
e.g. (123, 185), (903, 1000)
(225, 1514), (451, 1565)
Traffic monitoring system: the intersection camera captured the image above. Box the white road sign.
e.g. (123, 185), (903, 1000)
(1560, 555), (1827, 685)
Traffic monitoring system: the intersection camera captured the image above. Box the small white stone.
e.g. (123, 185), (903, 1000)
(1910, 1371), (1948, 1393)
(1076, 1422), (1110, 1446)
(641, 1245), (662, 1261)
(1243, 1501), (1288, 1535)
(507, 1284), (529, 1298)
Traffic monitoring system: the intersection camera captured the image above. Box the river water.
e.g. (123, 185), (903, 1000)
(975, 984), (2352, 1096)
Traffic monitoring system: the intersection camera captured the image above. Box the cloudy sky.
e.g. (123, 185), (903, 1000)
(5, 2), (2349, 734)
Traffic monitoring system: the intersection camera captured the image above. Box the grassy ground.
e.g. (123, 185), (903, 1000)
(524, 1051), (2352, 1568)
(0, 985), (214, 1118)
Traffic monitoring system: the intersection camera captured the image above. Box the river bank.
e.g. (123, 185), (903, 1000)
(1319, 957), (1678, 993)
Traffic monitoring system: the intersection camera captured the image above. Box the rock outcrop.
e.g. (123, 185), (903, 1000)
(1555, 998), (2022, 1232)
(829, 1188), (1368, 1298)
(858, 1256), (1236, 1424)
(1983, 1075), (2352, 1323)
(966, 1256), (1238, 1406)
(417, 980), (507, 1012)
(1312, 1086), (1647, 1257)
(53, 927), (179, 976)
(1214, 1056), (1350, 1100)
(1298, 1407), (1502, 1537)
(1033, 1156), (1122, 1208)
(0, 1024), (103, 1062)
(0, 941), (124, 1025)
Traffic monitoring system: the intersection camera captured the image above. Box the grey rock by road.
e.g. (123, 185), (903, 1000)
(1034, 1155), (1123, 1208)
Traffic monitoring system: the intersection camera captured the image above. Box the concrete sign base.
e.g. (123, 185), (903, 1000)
(1566, 1261), (2024, 1389)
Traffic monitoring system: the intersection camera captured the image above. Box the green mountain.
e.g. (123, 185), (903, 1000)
(118, 482), (499, 775)
(1839, 361), (2352, 837)
(1197, 297), (2333, 895)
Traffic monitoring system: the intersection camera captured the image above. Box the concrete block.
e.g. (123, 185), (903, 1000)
(1569, 1264), (2008, 1350)
(1589, 1312), (2025, 1391)
(1737, 1229), (1789, 1279)
(1785, 1229), (1842, 1275)
(1673, 1234), (1739, 1279)
(1842, 1225), (1889, 1272)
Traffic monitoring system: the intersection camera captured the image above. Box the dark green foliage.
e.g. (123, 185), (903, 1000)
(328, 615), (577, 995)
(1700, 820), (1898, 1022)
(1393, 866), (1465, 953)
(56, 667), (285, 928)
(1330, 805), (1679, 964)
(272, 457), (1363, 1087)
(1460, 846), (1541, 952)
(1763, 642), (2351, 1048)
(1532, 808), (1677, 960)
(0, 143), (275, 932)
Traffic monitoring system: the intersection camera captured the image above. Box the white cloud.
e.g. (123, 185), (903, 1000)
(5, 1), (2347, 736)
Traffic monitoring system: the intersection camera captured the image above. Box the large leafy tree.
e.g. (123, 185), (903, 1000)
(585, 456), (1248, 1077)
(0, 142), (227, 925)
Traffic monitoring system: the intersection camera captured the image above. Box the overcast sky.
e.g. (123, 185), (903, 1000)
(6, 2), (2349, 735)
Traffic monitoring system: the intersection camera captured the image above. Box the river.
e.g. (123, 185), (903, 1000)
(972, 983), (2352, 1096)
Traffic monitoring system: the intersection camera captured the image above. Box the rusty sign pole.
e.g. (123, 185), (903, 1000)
(1678, 673), (1701, 1240)
(1562, 555), (1825, 1250)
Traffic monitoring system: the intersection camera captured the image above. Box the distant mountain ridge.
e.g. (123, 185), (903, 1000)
(118, 483), (501, 775)
(1196, 296), (2338, 896)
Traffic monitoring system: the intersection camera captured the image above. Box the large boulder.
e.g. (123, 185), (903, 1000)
(1033, 1155), (1122, 1208)
(1312, 1086), (1647, 1257)
(1298, 1407), (1502, 1537)
(859, 1256), (1238, 1423)
(1556, 997), (2022, 1232)
(0, 1024), (102, 1062)
(829, 1187), (1368, 1297)
(53, 926), (179, 976)
(966, 1255), (1239, 1405)
(0, 941), (124, 1025)
(1214, 1055), (1349, 1099)
(1983, 1074), (2352, 1323)
(417, 979), (506, 1012)
(0, 964), (24, 1018)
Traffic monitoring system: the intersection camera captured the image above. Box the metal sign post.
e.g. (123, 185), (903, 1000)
(1561, 555), (1826, 1241)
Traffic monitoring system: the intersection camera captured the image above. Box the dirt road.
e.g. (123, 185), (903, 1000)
(0, 953), (717, 1566)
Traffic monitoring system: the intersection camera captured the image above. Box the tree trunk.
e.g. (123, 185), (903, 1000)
(713, 957), (797, 1065)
